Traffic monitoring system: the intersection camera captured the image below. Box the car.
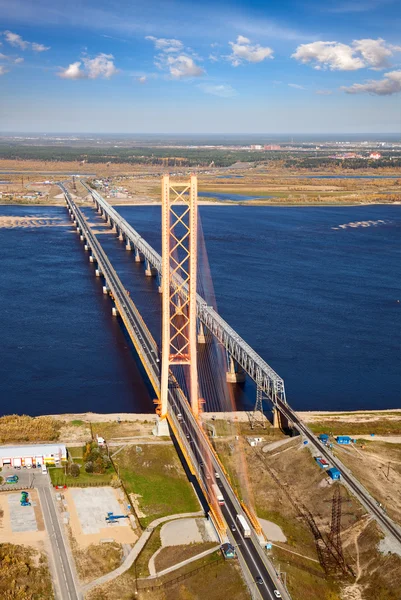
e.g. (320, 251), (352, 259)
(6, 475), (19, 484)
(231, 525), (236, 532)
(256, 576), (263, 585)
(274, 591), (281, 598)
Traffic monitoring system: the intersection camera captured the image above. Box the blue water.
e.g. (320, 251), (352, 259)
(199, 191), (273, 202)
(0, 203), (400, 415)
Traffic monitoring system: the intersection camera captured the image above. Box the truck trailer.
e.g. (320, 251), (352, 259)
(236, 514), (251, 537)
(212, 483), (224, 505)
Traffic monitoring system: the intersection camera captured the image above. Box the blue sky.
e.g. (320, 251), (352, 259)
(0, 0), (400, 133)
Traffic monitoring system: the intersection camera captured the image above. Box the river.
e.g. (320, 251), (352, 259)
(0, 204), (400, 415)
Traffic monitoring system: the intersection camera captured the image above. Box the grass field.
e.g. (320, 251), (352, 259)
(114, 444), (199, 527)
(155, 542), (217, 572)
(309, 419), (401, 436)
(135, 526), (162, 577)
(49, 466), (113, 486)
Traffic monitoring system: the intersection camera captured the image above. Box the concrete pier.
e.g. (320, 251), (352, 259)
(134, 248), (144, 261)
(80, 234), (84, 241)
(95, 268), (102, 277)
(84, 244), (90, 251)
(226, 357), (246, 383)
(112, 306), (119, 316)
(118, 230), (124, 241)
(126, 240), (132, 251)
(198, 323), (209, 344)
(103, 285), (110, 295)
(145, 259), (156, 277)
(89, 255), (95, 263)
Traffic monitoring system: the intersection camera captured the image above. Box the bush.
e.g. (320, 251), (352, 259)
(102, 455), (111, 468)
(84, 461), (94, 473)
(93, 457), (105, 474)
(70, 463), (80, 478)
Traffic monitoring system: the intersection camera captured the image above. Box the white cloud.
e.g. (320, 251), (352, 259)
(0, 53), (8, 60)
(209, 54), (219, 63)
(166, 55), (204, 79)
(58, 54), (118, 80)
(315, 89), (332, 95)
(31, 42), (50, 52)
(14, 57), (24, 63)
(292, 38), (401, 71)
(198, 83), (237, 97)
(3, 30), (28, 49)
(83, 53), (117, 78)
(146, 36), (183, 53)
(58, 61), (85, 79)
(2, 30), (50, 52)
(137, 75), (147, 84)
(288, 83), (305, 89)
(341, 70), (401, 95)
(228, 35), (274, 66)
(0, 65), (8, 75)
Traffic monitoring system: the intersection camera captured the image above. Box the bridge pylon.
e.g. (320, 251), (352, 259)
(159, 174), (200, 420)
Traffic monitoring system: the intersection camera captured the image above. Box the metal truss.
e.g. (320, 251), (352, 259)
(160, 175), (199, 418)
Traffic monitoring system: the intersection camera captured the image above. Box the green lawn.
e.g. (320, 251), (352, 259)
(49, 467), (113, 487)
(115, 445), (199, 527)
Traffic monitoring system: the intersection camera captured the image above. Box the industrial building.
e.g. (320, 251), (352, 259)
(0, 444), (67, 468)
(336, 436), (351, 445)
(328, 468), (341, 480)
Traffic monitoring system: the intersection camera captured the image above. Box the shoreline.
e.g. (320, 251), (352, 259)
(0, 200), (399, 209)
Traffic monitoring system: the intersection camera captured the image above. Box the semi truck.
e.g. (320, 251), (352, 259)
(212, 483), (224, 505)
(236, 514), (251, 538)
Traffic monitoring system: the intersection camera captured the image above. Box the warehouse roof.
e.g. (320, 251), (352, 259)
(0, 444), (67, 458)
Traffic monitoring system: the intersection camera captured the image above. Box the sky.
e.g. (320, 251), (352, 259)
(0, 0), (401, 134)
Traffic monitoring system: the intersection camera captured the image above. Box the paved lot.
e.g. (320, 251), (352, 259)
(8, 492), (38, 533)
(0, 468), (49, 491)
(161, 518), (203, 546)
(70, 487), (128, 535)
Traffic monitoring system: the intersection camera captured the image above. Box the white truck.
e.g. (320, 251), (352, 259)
(212, 483), (224, 505)
(236, 514), (251, 538)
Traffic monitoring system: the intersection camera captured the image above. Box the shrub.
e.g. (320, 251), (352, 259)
(0, 415), (61, 443)
(102, 455), (111, 468)
(84, 461), (94, 473)
(70, 463), (80, 478)
(93, 457), (105, 474)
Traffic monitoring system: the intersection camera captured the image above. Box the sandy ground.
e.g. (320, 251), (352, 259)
(297, 409), (401, 422)
(61, 487), (138, 549)
(0, 489), (47, 551)
(0, 215), (69, 228)
(49, 412), (156, 423)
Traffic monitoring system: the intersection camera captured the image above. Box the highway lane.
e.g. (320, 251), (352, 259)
(38, 485), (80, 600)
(62, 187), (289, 600)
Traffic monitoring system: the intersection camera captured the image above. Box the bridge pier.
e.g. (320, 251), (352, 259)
(153, 415), (170, 437)
(134, 247), (144, 261)
(95, 268), (102, 277)
(80, 234), (84, 241)
(226, 356), (246, 383)
(145, 259), (156, 277)
(84, 244), (90, 251)
(118, 229), (124, 241)
(197, 322), (209, 344)
(112, 306), (119, 316)
(126, 239), (132, 251)
(89, 255), (95, 263)
(272, 407), (290, 430)
(103, 285), (110, 295)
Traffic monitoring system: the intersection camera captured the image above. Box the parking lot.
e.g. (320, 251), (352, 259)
(0, 467), (49, 491)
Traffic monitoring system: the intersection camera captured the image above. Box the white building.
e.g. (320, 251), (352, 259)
(0, 444), (67, 468)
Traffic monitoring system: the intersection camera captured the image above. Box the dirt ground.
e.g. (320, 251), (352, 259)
(0, 489), (47, 550)
(334, 440), (401, 526)
(215, 427), (401, 600)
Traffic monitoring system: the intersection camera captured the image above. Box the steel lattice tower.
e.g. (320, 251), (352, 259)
(159, 174), (199, 419)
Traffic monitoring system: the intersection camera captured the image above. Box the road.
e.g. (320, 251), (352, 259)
(38, 484), (80, 600)
(62, 186), (288, 600)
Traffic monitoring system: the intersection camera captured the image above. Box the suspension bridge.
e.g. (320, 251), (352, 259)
(59, 177), (401, 600)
